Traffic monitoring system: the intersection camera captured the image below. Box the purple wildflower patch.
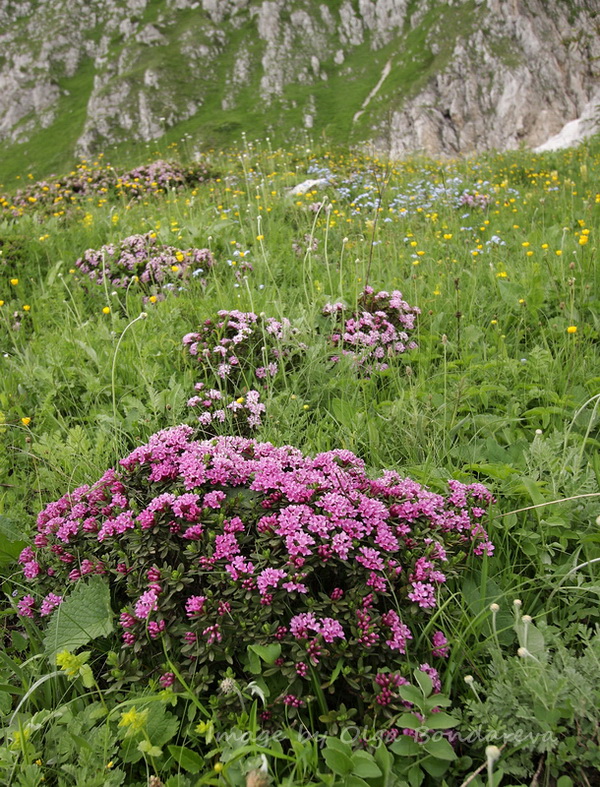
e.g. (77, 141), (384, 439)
(18, 426), (494, 721)
(323, 286), (420, 372)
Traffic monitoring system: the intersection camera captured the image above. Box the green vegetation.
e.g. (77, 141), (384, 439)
(0, 136), (599, 786)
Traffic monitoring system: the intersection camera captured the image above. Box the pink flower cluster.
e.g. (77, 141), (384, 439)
(459, 191), (492, 210)
(17, 426), (494, 720)
(187, 384), (266, 431)
(75, 233), (215, 290)
(183, 310), (302, 392)
(117, 159), (215, 197)
(1, 159), (217, 218)
(323, 286), (420, 371)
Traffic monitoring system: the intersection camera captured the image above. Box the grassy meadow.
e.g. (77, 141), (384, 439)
(0, 136), (599, 787)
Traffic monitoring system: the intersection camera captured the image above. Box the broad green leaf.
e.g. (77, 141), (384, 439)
(351, 751), (382, 778)
(44, 576), (113, 659)
(345, 777), (370, 787)
(248, 643), (281, 664)
(167, 745), (204, 773)
(423, 712), (460, 729)
(323, 747), (353, 775)
(423, 737), (457, 761)
(390, 736), (422, 757)
(413, 669), (433, 697)
(325, 737), (353, 757)
(407, 764), (424, 787)
(246, 646), (261, 674)
(397, 684), (424, 708)
(421, 756), (451, 777)
(374, 742), (392, 775)
(395, 713), (423, 731)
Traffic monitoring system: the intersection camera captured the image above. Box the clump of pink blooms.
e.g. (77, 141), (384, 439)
(75, 233), (215, 290)
(17, 425), (494, 722)
(118, 159), (215, 198)
(459, 191), (492, 210)
(1, 159), (218, 218)
(187, 383), (266, 432)
(182, 310), (303, 392)
(323, 286), (420, 372)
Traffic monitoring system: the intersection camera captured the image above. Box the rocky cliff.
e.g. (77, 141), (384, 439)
(0, 0), (598, 174)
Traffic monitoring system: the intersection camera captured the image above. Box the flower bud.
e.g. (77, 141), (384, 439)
(486, 745), (501, 763)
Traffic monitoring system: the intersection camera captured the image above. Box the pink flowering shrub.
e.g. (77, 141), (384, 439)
(1, 159), (218, 218)
(117, 160), (216, 198)
(18, 426), (494, 725)
(322, 286), (420, 372)
(75, 233), (215, 291)
(182, 310), (303, 393)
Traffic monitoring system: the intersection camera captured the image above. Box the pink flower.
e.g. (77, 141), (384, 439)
(40, 593), (63, 616)
(408, 581), (437, 609)
(203, 491), (226, 509)
(257, 568), (287, 595)
(185, 595), (206, 617)
(432, 631), (450, 658)
(17, 595), (36, 618)
(134, 589), (159, 620)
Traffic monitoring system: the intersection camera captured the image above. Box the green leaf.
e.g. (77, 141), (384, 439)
(397, 684), (424, 708)
(323, 747), (354, 775)
(390, 736), (422, 757)
(43, 576), (113, 659)
(407, 764), (424, 787)
(0, 514), (23, 542)
(413, 669), (433, 697)
(145, 705), (179, 747)
(167, 744), (204, 773)
(395, 713), (423, 731)
(246, 646), (261, 674)
(248, 643), (281, 664)
(351, 751), (382, 778)
(421, 756), (451, 778)
(325, 737), (353, 757)
(326, 657), (344, 686)
(423, 737), (457, 761)
(374, 742), (392, 775)
(422, 712), (460, 730)
(345, 777), (370, 787)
